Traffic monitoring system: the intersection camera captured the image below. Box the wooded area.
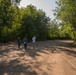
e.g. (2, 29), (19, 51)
(0, 0), (76, 75)
(54, 0), (76, 44)
(0, 0), (76, 44)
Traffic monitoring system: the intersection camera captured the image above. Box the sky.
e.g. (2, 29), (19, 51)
(19, 0), (57, 19)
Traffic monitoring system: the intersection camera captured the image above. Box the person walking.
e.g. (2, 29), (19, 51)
(23, 36), (27, 50)
(32, 35), (36, 43)
(18, 37), (21, 49)
(32, 35), (36, 49)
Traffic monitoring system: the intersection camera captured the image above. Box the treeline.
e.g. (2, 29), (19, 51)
(54, 0), (76, 43)
(0, 0), (76, 43)
(0, 0), (50, 42)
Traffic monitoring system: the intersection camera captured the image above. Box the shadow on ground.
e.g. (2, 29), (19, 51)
(0, 40), (75, 75)
(0, 59), (38, 75)
(0, 41), (54, 75)
(57, 46), (76, 57)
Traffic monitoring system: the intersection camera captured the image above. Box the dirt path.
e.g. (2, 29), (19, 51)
(0, 40), (76, 75)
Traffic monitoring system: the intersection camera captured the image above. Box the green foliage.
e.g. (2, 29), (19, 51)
(48, 19), (60, 39)
(0, 3), (50, 42)
(0, 0), (22, 42)
(1, 0), (76, 42)
(20, 5), (50, 41)
(0, 27), (12, 42)
(59, 22), (72, 39)
(55, 0), (76, 42)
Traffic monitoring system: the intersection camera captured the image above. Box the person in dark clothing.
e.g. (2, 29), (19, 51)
(18, 37), (21, 49)
(23, 36), (27, 50)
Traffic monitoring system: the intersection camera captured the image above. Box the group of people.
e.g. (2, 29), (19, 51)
(18, 36), (36, 50)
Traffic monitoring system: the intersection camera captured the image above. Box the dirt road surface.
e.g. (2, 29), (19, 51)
(0, 40), (76, 75)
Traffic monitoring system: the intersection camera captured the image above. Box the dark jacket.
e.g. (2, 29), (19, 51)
(23, 37), (27, 44)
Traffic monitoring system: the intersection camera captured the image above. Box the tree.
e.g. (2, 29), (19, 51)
(0, 3), (50, 42)
(55, 0), (76, 43)
(48, 19), (59, 39)
(11, 0), (21, 5)
(21, 5), (50, 41)
(0, 0), (21, 42)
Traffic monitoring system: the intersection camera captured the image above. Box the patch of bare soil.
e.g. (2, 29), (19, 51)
(0, 40), (76, 75)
